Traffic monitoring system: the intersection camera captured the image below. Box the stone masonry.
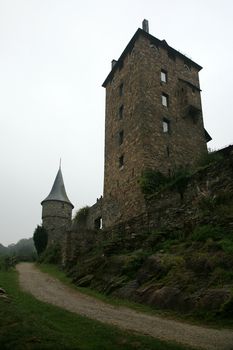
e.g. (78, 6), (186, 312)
(101, 24), (209, 228)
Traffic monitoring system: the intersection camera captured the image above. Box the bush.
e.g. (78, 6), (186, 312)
(219, 239), (233, 254)
(38, 243), (61, 264)
(198, 150), (223, 167)
(139, 170), (168, 194)
(191, 225), (226, 242)
(0, 256), (17, 271)
(33, 225), (48, 256)
(73, 206), (90, 224)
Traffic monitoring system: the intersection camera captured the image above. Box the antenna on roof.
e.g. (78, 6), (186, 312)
(59, 158), (62, 169)
(142, 19), (149, 33)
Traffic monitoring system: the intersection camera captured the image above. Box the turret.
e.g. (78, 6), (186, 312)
(41, 166), (73, 244)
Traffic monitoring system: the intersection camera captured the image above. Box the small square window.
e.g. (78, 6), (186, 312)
(162, 93), (169, 107)
(119, 83), (124, 96)
(119, 105), (124, 119)
(163, 118), (170, 133)
(161, 70), (167, 83)
(118, 130), (124, 145)
(119, 155), (124, 168)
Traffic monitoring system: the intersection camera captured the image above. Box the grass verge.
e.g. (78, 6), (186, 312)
(0, 267), (191, 350)
(38, 263), (233, 329)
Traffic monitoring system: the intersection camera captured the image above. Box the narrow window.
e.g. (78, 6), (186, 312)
(163, 118), (170, 133)
(119, 83), (124, 96)
(119, 155), (124, 168)
(166, 145), (170, 157)
(94, 217), (102, 230)
(118, 130), (124, 145)
(161, 70), (167, 83)
(162, 93), (169, 107)
(119, 105), (124, 119)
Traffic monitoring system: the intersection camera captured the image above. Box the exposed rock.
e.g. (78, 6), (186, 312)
(75, 274), (94, 287)
(136, 254), (171, 284)
(0, 287), (6, 294)
(112, 280), (139, 299)
(147, 286), (183, 310)
(197, 288), (232, 311)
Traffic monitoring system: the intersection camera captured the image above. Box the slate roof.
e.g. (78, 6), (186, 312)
(41, 167), (74, 208)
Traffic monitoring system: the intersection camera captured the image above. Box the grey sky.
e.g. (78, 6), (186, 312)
(0, 0), (232, 246)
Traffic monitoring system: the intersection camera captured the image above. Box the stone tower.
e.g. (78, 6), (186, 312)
(102, 20), (211, 227)
(41, 166), (74, 244)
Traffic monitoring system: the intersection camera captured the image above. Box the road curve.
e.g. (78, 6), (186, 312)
(16, 262), (233, 350)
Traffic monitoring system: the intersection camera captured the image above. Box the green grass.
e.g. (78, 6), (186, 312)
(0, 268), (191, 350)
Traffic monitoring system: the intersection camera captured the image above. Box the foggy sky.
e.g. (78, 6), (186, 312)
(0, 0), (232, 246)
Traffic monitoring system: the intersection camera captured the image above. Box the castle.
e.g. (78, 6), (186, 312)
(41, 20), (211, 248)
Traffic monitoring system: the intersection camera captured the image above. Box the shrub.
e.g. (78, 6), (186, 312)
(33, 225), (48, 256)
(219, 239), (233, 254)
(38, 243), (61, 264)
(198, 150), (223, 167)
(220, 296), (233, 318)
(190, 225), (226, 242)
(168, 170), (190, 199)
(73, 206), (90, 223)
(139, 170), (168, 194)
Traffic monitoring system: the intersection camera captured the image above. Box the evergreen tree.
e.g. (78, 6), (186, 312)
(33, 225), (48, 256)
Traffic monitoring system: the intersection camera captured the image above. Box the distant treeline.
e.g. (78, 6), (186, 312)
(0, 238), (37, 262)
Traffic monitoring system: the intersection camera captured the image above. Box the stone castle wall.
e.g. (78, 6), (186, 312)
(103, 32), (207, 228)
(63, 148), (233, 264)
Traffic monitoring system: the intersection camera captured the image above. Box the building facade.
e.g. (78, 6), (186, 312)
(102, 20), (210, 227)
(41, 20), (211, 237)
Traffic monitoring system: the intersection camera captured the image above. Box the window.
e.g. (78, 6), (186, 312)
(94, 217), (102, 230)
(163, 118), (170, 133)
(119, 105), (124, 119)
(118, 130), (124, 145)
(162, 93), (169, 107)
(161, 70), (167, 83)
(119, 83), (124, 96)
(166, 145), (170, 157)
(119, 155), (124, 168)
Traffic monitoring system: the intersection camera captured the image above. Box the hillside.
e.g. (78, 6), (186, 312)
(0, 238), (36, 261)
(63, 149), (233, 319)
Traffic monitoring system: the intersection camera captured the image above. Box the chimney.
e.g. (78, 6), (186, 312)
(142, 19), (149, 33)
(111, 59), (117, 69)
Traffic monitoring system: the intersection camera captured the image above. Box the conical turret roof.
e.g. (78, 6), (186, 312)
(41, 167), (74, 208)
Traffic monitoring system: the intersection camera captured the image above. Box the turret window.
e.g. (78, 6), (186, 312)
(163, 118), (170, 133)
(162, 93), (169, 107)
(161, 70), (167, 83)
(119, 155), (124, 168)
(119, 83), (124, 96)
(119, 105), (124, 119)
(118, 130), (124, 145)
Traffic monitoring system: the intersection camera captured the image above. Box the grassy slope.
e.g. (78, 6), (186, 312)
(0, 268), (191, 350)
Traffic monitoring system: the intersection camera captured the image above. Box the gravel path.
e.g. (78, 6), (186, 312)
(16, 262), (233, 350)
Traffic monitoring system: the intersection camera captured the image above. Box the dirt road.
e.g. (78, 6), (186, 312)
(16, 263), (233, 350)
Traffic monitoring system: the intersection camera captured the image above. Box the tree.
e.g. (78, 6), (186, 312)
(33, 225), (48, 256)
